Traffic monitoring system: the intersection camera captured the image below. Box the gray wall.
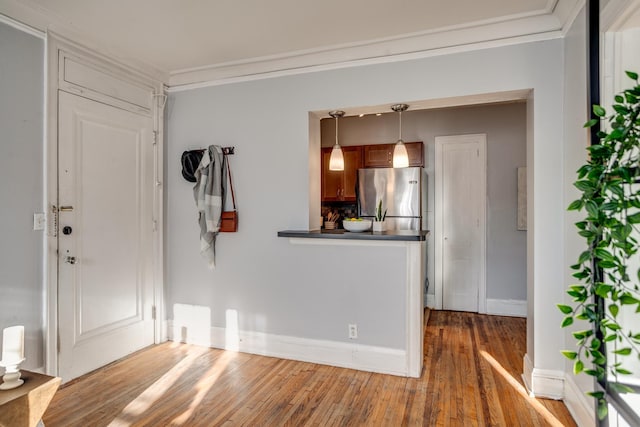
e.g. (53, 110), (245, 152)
(0, 22), (45, 370)
(321, 103), (528, 301)
(167, 37), (567, 368)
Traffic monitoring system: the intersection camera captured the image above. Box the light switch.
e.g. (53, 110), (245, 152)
(33, 212), (45, 231)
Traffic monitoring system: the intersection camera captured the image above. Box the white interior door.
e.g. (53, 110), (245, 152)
(58, 91), (155, 381)
(435, 134), (486, 312)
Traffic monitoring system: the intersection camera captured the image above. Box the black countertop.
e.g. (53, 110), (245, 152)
(277, 229), (429, 241)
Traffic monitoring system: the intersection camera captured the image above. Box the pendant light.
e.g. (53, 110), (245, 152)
(391, 104), (409, 168)
(328, 110), (345, 171)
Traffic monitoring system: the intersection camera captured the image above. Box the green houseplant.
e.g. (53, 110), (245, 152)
(559, 71), (640, 420)
(374, 199), (387, 222)
(373, 199), (387, 232)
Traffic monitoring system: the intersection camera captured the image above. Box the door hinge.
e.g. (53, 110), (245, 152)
(152, 130), (158, 145)
(50, 205), (58, 237)
(57, 332), (60, 354)
(477, 148), (480, 157)
(151, 305), (156, 320)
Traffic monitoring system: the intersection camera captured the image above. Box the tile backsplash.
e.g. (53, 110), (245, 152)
(321, 203), (358, 228)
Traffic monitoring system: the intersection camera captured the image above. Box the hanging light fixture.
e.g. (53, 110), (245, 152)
(391, 104), (409, 168)
(328, 110), (345, 171)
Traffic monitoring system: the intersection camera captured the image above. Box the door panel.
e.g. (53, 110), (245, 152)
(437, 135), (486, 312)
(58, 91), (155, 381)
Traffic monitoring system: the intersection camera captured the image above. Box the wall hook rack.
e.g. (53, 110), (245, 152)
(196, 146), (235, 155)
(181, 146), (235, 183)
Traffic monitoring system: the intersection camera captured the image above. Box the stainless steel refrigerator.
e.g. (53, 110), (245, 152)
(357, 167), (427, 231)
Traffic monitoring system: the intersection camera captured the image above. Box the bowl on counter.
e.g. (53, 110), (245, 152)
(342, 219), (372, 232)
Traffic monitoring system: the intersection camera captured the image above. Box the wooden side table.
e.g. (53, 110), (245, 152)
(0, 370), (61, 427)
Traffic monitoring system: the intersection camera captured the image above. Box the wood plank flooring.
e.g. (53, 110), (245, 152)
(42, 311), (577, 426)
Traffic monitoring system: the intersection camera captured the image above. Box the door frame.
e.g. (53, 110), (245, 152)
(44, 33), (166, 376)
(434, 134), (487, 313)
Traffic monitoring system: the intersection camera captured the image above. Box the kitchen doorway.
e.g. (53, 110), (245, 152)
(434, 134), (487, 312)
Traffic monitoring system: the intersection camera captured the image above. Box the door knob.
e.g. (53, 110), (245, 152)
(65, 256), (77, 264)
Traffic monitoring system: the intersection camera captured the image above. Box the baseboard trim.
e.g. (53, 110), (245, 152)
(167, 321), (408, 377)
(522, 353), (565, 399)
(563, 374), (595, 427)
(486, 298), (527, 317)
(523, 353), (534, 394)
(425, 293), (436, 308)
(424, 297), (526, 316)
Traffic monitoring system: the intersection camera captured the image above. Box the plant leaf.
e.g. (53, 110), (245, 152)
(605, 322), (622, 331)
(593, 105), (606, 117)
(595, 248), (614, 262)
(610, 382), (634, 393)
(587, 391), (605, 399)
(613, 347), (632, 356)
(620, 294), (639, 305)
(568, 200), (583, 211)
(561, 351), (577, 360)
(557, 304), (573, 314)
(627, 212), (640, 224)
(626, 70), (639, 80)
(574, 359), (584, 375)
(597, 399), (608, 420)
(584, 118), (599, 128)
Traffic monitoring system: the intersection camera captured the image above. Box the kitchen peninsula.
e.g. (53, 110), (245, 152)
(277, 228), (429, 377)
(278, 229), (429, 241)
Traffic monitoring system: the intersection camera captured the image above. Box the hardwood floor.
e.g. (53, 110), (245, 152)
(43, 311), (577, 426)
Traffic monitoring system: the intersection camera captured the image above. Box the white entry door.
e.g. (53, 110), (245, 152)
(58, 91), (155, 381)
(435, 134), (486, 312)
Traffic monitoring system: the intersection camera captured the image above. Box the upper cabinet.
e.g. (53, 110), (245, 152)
(321, 142), (424, 202)
(363, 142), (424, 168)
(321, 146), (363, 202)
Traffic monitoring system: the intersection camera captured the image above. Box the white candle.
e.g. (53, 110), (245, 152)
(1, 325), (24, 363)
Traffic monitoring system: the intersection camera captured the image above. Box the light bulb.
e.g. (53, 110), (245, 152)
(393, 140), (409, 168)
(329, 144), (344, 170)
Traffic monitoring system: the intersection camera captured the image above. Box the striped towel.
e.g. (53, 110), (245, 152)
(193, 145), (226, 269)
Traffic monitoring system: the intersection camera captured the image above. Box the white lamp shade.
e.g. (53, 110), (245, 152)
(1, 325), (24, 364)
(329, 144), (345, 171)
(393, 141), (409, 168)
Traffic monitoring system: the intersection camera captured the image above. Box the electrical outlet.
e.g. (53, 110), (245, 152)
(348, 323), (358, 339)
(33, 212), (45, 231)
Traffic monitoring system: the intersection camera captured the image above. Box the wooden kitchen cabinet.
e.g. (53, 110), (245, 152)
(363, 141), (424, 168)
(321, 146), (363, 202)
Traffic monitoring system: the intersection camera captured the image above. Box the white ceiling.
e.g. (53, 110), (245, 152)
(0, 0), (579, 86)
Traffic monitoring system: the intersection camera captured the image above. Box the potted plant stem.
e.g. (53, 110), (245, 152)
(373, 199), (387, 232)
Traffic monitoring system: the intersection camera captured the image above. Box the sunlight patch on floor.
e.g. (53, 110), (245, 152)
(107, 345), (209, 427)
(170, 350), (236, 425)
(480, 350), (565, 427)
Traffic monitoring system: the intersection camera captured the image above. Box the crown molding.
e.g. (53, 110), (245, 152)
(0, 0), (168, 83)
(2, 0), (573, 89)
(0, 11), (44, 39)
(169, 13), (563, 90)
(556, 0), (586, 36)
(601, 0), (640, 31)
